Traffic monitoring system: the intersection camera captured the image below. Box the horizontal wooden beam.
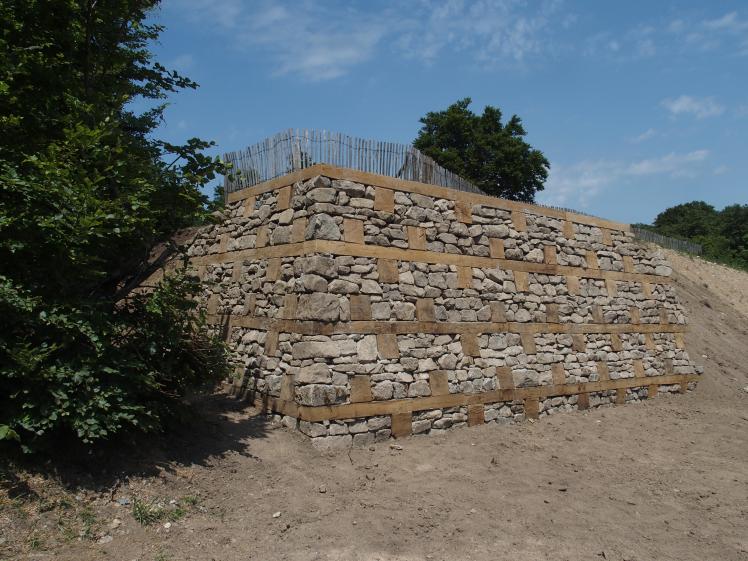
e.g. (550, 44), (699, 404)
(250, 374), (699, 422)
(212, 316), (688, 335)
(313, 240), (666, 283)
(190, 239), (672, 285)
(225, 164), (631, 233)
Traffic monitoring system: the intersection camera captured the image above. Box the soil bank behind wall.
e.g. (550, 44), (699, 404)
(185, 164), (701, 450)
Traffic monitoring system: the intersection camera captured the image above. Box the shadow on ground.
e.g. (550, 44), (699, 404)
(0, 390), (269, 496)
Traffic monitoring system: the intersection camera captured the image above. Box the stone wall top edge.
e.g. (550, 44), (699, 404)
(225, 164), (631, 233)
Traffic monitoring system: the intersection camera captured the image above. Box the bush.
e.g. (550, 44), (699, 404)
(0, 1), (229, 451)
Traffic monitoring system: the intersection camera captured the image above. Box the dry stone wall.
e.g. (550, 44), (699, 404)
(186, 165), (701, 450)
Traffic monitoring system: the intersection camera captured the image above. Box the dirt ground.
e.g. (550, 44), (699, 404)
(2, 253), (748, 561)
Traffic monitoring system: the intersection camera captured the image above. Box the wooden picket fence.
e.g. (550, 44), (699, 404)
(222, 129), (482, 195)
(222, 129), (703, 256)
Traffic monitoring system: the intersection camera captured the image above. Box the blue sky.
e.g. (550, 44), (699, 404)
(147, 1), (748, 224)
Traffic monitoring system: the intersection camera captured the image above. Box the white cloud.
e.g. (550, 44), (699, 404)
(173, 0), (572, 81)
(713, 165), (729, 175)
(627, 150), (709, 176)
(661, 95), (724, 119)
(540, 150), (709, 208)
(630, 128), (656, 143)
(704, 12), (748, 33)
(397, 0), (564, 64)
(667, 11), (748, 54)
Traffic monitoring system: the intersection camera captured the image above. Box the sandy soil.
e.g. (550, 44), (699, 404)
(664, 249), (748, 320)
(3, 257), (748, 561)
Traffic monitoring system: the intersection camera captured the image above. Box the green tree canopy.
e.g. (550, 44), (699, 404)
(413, 98), (550, 202)
(0, 0), (228, 451)
(641, 201), (748, 271)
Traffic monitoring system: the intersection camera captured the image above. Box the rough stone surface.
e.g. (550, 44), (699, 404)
(188, 172), (699, 443)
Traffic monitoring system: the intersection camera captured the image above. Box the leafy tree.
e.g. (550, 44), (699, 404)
(0, 0), (229, 451)
(642, 201), (748, 271)
(653, 201), (718, 239)
(413, 98), (550, 202)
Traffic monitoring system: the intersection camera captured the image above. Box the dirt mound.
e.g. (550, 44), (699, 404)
(3, 252), (748, 561)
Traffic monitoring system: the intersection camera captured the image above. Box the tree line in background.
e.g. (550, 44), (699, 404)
(0, 0), (229, 452)
(635, 201), (748, 271)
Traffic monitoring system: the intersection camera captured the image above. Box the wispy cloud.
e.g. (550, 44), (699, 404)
(713, 165), (729, 175)
(174, 0), (572, 81)
(661, 95), (724, 119)
(541, 150), (710, 208)
(669, 11), (748, 55)
(397, 0), (564, 64)
(630, 128), (656, 143)
(627, 150), (709, 176)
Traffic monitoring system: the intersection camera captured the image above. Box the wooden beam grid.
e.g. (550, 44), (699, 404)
(251, 373), (699, 423)
(189, 239), (673, 286)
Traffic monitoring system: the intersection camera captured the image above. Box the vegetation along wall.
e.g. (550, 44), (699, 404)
(185, 164), (702, 450)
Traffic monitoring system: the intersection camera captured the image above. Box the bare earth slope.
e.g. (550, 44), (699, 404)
(3, 252), (748, 561)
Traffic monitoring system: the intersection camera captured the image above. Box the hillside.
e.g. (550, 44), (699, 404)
(2, 249), (748, 561)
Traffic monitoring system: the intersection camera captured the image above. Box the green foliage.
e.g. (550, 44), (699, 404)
(413, 98), (550, 202)
(0, 0), (229, 451)
(639, 201), (748, 271)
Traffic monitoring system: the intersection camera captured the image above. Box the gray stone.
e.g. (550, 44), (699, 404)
(372, 381), (394, 400)
(357, 335), (378, 361)
(328, 423), (349, 436)
(437, 353), (458, 370)
(360, 279), (382, 294)
(305, 213), (341, 240)
(393, 301), (416, 320)
(276, 208), (294, 225)
(408, 380), (431, 397)
(270, 226), (291, 245)
(299, 420), (327, 438)
(367, 416), (391, 431)
(412, 420), (431, 434)
(297, 293), (339, 321)
(300, 255), (336, 278)
(292, 339), (341, 359)
(515, 309), (531, 322)
(297, 363), (332, 384)
(329, 279), (359, 294)
(307, 188), (337, 203)
(332, 179), (366, 197)
(353, 432), (376, 447)
(296, 384), (345, 406)
(312, 434), (352, 451)
(301, 273), (328, 292)
(371, 302), (391, 320)
(348, 421), (369, 434)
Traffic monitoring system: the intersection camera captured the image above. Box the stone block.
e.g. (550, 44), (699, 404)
(296, 384), (345, 406)
(297, 293), (340, 321)
(306, 213), (341, 240)
(297, 363), (332, 385)
(292, 338), (341, 359)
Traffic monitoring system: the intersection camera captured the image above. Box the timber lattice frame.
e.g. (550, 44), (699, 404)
(183, 164), (700, 441)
